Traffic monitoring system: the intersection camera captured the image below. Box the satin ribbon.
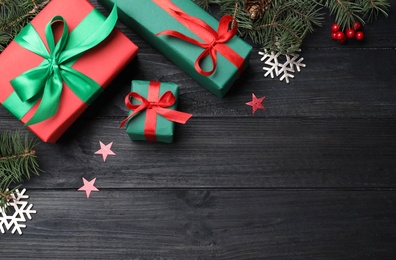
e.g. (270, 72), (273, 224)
(156, 9), (238, 76)
(10, 4), (118, 126)
(120, 86), (192, 140)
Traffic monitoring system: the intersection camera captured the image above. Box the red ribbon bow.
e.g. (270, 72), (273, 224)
(120, 91), (192, 128)
(156, 10), (238, 76)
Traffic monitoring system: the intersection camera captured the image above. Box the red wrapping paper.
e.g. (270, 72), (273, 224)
(0, 0), (138, 142)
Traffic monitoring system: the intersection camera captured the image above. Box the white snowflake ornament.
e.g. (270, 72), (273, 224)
(0, 189), (36, 235)
(259, 49), (306, 83)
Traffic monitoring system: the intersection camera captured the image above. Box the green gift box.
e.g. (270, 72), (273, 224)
(99, 0), (252, 97)
(121, 80), (192, 143)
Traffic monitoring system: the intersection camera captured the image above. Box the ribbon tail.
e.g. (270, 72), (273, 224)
(119, 106), (147, 128)
(154, 107), (192, 124)
(120, 114), (134, 128)
(25, 69), (63, 126)
(119, 117), (130, 128)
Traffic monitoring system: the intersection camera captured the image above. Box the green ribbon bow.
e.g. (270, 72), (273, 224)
(10, 4), (118, 126)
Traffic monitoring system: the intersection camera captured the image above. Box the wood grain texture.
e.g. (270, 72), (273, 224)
(1, 117), (395, 188)
(0, 0), (395, 258)
(1, 190), (396, 260)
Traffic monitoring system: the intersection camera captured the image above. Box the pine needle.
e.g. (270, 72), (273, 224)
(194, 0), (221, 10)
(0, 130), (41, 210)
(193, 0), (390, 53)
(0, 0), (50, 53)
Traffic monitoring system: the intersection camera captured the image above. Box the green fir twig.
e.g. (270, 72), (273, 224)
(358, 0), (390, 22)
(0, 0), (51, 53)
(193, 0), (221, 10)
(193, 0), (391, 53)
(0, 131), (41, 210)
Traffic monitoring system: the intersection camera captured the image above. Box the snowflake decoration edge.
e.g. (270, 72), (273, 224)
(259, 49), (306, 83)
(0, 188), (36, 235)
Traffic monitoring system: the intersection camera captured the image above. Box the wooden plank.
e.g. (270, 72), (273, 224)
(2, 47), (395, 119)
(1, 117), (394, 189)
(1, 190), (395, 259)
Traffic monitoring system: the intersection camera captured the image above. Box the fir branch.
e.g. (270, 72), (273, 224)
(0, 131), (41, 210)
(0, 191), (12, 201)
(0, 148), (36, 161)
(359, 0), (390, 22)
(214, 0), (324, 52)
(194, 0), (221, 10)
(193, 0), (390, 53)
(0, 0), (50, 53)
(320, 0), (364, 30)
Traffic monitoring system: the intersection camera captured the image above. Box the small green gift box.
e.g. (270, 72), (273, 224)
(120, 81), (192, 143)
(99, 0), (252, 97)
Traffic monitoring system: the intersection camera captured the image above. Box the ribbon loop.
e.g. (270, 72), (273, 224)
(10, 4), (118, 126)
(216, 15), (238, 43)
(156, 12), (238, 76)
(120, 91), (192, 128)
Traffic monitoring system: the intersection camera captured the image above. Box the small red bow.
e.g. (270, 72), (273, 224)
(157, 10), (238, 76)
(120, 91), (192, 128)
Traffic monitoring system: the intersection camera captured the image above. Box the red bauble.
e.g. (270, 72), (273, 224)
(353, 21), (361, 31)
(355, 31), (364, 41)
(336, 31), (346, 41)
(331, 23), (340, 32)
(331, 32), (338, 40)
(346, 28), (355, 38)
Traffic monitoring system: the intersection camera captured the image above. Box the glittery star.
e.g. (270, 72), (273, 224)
(78, 178), (99, 198)
(246, 93), (265, 114)
(95, 141), (115, 162)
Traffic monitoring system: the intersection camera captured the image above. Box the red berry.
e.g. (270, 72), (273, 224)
(355, 31), (364, 41)
(353, 21), (361, 31)
(331, 32), (338, 40)
(331, 23), (340, 32)
(336, 31), (346, 41)
(338, 37), (347, 44)
(346, 28), (355, 38)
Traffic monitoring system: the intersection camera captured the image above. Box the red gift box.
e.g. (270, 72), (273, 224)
(0, 0), (138, 142)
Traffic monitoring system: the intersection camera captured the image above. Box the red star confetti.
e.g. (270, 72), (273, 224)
(246, 93), (265, 114)
(78, 178), (99, 198)
(95, 141), (116, 162)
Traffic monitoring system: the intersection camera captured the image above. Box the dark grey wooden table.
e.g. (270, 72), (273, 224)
(1, 0), (396, 259)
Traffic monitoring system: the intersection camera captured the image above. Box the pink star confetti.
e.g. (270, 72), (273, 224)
(95, 141), (116, 162)
(246, 93), (265, 114)
(78, 178), (99, 198)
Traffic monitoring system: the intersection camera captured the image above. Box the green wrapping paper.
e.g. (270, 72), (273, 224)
(123, 80), (193, 143)
(99, 0), (252, 97)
